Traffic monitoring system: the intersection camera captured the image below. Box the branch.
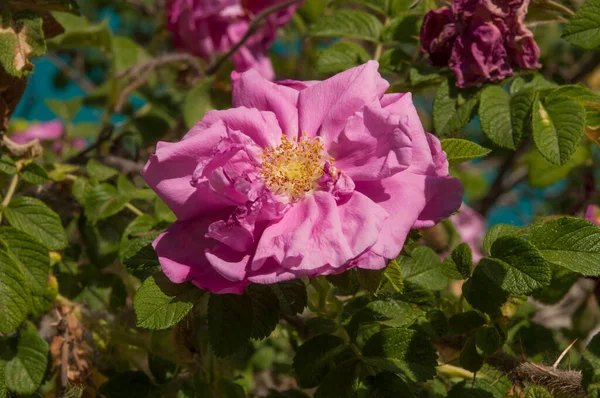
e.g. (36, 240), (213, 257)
(47, 54), (96, 94)
(205, 0), (304, 75)
(116, 53), (203, 80)
(1, 135), (43, 158)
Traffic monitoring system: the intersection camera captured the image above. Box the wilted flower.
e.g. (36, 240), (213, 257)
(142, 61), (464, 294)
(420, 0), (541, 87)
(166, 0), (301, 80)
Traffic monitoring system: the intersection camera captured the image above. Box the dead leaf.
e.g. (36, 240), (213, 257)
(586, 126), (600, 147)
(0, 21), (34, 72)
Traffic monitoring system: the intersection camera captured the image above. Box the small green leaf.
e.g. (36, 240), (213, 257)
(45, 97), (82, 121)
(562, 0), (600, 49)
(510, 88), (536, 142)
(348, 300), (422, 339)
(442, 243), (473, 279)
(397, 246), (449, 290)
(551, 84), (600, 127)
(0, 11), (46, 77)
(315, 42), (371, 74)
(4, 197), (67, 250)
(362, 327), (437, 382)
(530, 217), (600, 276)
(533, 264), (580, 304)
(476, 325), (502, 356)
(483, 224), (522, 255)
(19, 163), (49, 184)
(383, 259), (404, 293)
(86, 158), (118, 182)
(84, 183), (129, 222)
(122, 234), (160, 280)
(0, 362), (6, 398)
(72, 176), (89, 205)
(525, 386), (553, 398)
(479, 85), (518, 149)
(459, 335), (484, 372)
(270, 280), (307, 317)
(369, 371), (415, 398)
(293, 334), (354, 388)
(441, 139), (491, 165)
(463, 265), (508, 315)
(0, 251), (30, 334)
(4, 323), (49, 395)
(247, 284), (280, 340)
(208, 292), (254, 357)
(308, 10), (383, 42)
(133, 273), (204, 330)
(49, 13), (112, 55)
(433, 79), (479, 137)
(481, 236), (551, 294)
(314, 360), (360, 398)
(357, 268), (384, 293)
(532, 91), (586, 165)
(154, 198), (176, 223)
(183, 77), (216, 129)
(0, 155), (17, 175)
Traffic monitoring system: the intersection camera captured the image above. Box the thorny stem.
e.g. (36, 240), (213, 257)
(205, 0), (304, 75)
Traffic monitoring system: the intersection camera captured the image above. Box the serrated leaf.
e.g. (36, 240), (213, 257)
(383, 259), (403, 293)
(529, 217), (600, 276)
(0, 250), (30, 334)
(293, 334), (354, 388)
(122, 233), (160, 280)
(533, 264), (580, 304)
(463, 265), (508, 315)
(348, 300), (422, 340)
(0, 227), (50, 314)
(309, 10), (383, 42)
(460, 335), (484, 372)
(369, 371), (415, 398)
(483, 224), (522, 254)
(84, 183), (129, 222)
(19, 163), (49, 184)
(562, 0), (600, 49)
(270, 280), (307, 316)
(0, 155), (17, 175)
(448, 243), (473, 279)
(480, 236), (551, 294)
(133, 273), (203, 330)
(4, 323), (49, 394)
(532, 91), (586, 165)
(480, 85), (518, 149)
(247, 284), (280, 340)
(315, 42), (371, 74)
(433, 79), (479, 137)
(0, 11), (46, 77)
(510, 87), (536, 141)
(71, 176), (89, 205)
(362, 327), (437, 382)
(86, 158), (118, 182)
(525, 386), (553, 398)
(4, 197), (67, 250)
(357, 268), (384, 293)
(397, 246), (449, 290)
(441, 139), (491, 165)
(476, 325), (502, 356)
(208, 292), (254, 357)
(551, 84), (600, 128)
(314, 360), (360, 398)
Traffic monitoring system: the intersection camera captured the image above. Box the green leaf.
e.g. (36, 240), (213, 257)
(308, 10), (383, 42)
(483, 224), (522, 255)
(293, 334), (354, 388)
(369, 371), (415, 398)
(528, 145), (590, 188)
(532, 91), (586, 165)
(86, 158), (118, 182)
(463, 265), (508, 315)
(0, 362), (6, 398)
(362, 327), (437, 382)
(112, 36), (151, 76)
(133, 273), (203, 330)
(381, 15), (421, 44)
(397, 246), (449, 290)
(10, 0), (81, 14)
(480, 236), (551, 294)
(45, 97), (82, 121)
(0, 250), (30, 334)
(530, 217), (600, 276)
(357, 268), (384, 293)
(72, 176), (89, 204)
(459, 335), (484, 372)
(441, 139), (491, 165)
(122, 234), (160, 280)
(348, 300), (422, 339)
(551, 84), (600, 127)
(383, 260), (404, 293)
(19, 163), (49, 184)
(448, 311), (485, 335)
(4, 323), (49, 395)
(154, 197), (177, 223)
(84, 183), (129, 222)
(270, 280), (307, 317)
(49, 13), (112, 55)
(582, 332), (600, 390)
(479, 85), (519, 149)
(3, 197), (67, 250)
(562, 0), (600, 49)
(442, 242), (473, 279)
(208, 292), (254, 357)
(314, 360), (360, 398)
(0, 155), (17, 175)
(247, 284), (280, 340)
(0, 227), (50, 314)
(533, 264), (580, 304)
(433, 79), (479, 137)
(315, 42), (371, 74)
(510, 88), (536, 142)
(476, 325), (502, 356)
(0, 11), (46, 77)
(183, 77), (215, 129)
(525, 386), (553, 398)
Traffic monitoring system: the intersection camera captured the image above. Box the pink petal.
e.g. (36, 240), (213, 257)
(153, 218), (249, 294)
(232, 69), (300, 137)
(451, 203), (486, 262)
(352, 251), (387, 270)
(141, 121), (238, 221)
(412, 176), (464, 228)
(11, 120), (64, 144)
(276, 79), (320, 91)
(251, 191), (388, 272)
(297, 61), (389, 145)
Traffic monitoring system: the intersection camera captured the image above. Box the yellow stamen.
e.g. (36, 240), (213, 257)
(260, 134), (333, 198)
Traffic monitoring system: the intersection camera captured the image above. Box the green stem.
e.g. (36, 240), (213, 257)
(544, 0), (575, 16)
(0, 173), (19, 223)
(126, 203), (144, 216)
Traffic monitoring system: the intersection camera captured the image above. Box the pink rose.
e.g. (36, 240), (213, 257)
(586, 205), (600, 226)
(450, 203), (486, 262)
(142, 61), (464, 294)
(166, 0), (301, 80)
(10, 120), (64, 144)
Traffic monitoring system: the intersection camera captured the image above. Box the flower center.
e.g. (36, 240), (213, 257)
(260, 134), (333, 198)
